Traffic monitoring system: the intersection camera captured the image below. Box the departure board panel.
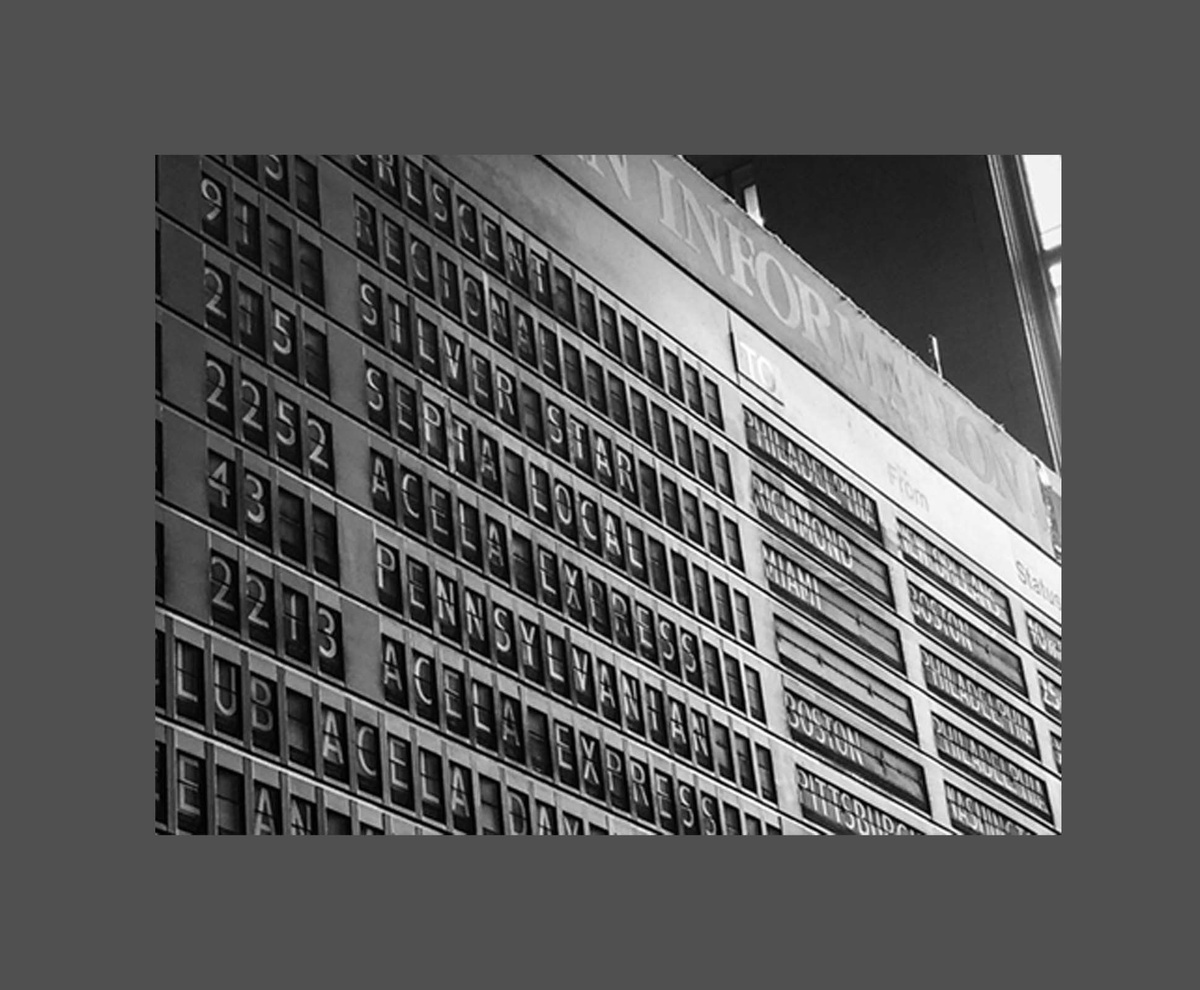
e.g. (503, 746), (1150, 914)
(945, 784), (1034, 837)
(898, 521), (1012, 634)
(1027, 614), (1063, 671)
(157, 155), (1060, 835)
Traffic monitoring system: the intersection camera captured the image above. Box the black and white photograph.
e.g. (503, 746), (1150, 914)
(154, 155), (1061, 836)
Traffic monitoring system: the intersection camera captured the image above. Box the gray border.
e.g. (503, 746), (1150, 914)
(128, 53), (1074, 976)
